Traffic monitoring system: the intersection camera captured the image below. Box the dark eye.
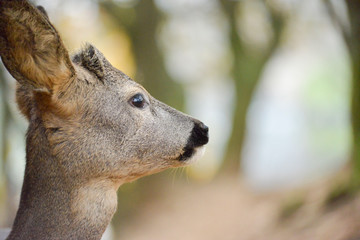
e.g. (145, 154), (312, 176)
(130, 93), (146, 109)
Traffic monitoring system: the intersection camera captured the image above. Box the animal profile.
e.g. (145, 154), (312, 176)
(0, 0), (209, 239)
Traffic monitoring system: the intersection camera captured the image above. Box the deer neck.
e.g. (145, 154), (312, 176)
(7, 121), (121, 240)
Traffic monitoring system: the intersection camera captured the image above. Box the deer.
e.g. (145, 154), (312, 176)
(0, 0), (209, 239)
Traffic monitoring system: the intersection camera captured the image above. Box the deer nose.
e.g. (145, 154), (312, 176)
(198, 122), (209, 137)
(192, 121), (209, 146)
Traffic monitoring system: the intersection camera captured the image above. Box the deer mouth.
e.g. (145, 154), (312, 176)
(178, 146), (206, 162)
(178, 146), (194, 161)
(178, 122), (209, 161)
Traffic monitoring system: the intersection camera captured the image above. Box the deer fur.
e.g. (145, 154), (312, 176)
(0, 1), (209, 239)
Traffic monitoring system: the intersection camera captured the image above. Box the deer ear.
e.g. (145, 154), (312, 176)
(73, 44), (104, 81)
(0, 0), (75, 93)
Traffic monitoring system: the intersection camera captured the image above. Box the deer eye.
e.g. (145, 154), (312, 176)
(130, 93), (146, 109)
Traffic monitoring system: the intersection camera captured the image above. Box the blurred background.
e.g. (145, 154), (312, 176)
(0, 0), (360, 239)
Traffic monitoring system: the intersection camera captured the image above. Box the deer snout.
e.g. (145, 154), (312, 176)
(192, 121), (209, 147)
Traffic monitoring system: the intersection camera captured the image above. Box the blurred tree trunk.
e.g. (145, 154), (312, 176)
(323, 0), (360, 196)
(219, 0), (283, 172)
(0, 67), (5, 226)
(0, 67), (5, 178)
(0, 66), (15, 226)
(100, 0), (184, 110)
(344, 0), (360, 186)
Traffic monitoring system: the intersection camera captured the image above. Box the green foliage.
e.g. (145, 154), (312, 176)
(325, 179), (357, 208)
(279, 195), (305, 220)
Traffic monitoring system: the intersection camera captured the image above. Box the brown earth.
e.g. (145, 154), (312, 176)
(117, 176), (360, 240)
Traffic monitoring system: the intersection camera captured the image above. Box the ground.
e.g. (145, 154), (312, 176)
(117, 175), (360, 240)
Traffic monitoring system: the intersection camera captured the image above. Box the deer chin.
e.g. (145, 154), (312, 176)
(178, 146), (206, 163)
(186, 146), (206, 164)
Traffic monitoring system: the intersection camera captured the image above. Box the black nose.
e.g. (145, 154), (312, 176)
(192, 121), (209, 147)
(198, 122), (209, 134)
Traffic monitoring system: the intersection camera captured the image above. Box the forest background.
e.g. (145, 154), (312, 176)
(0, 0), (359, 239)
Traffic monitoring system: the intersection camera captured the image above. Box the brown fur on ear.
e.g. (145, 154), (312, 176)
(16, 83), (33, 121)
(73, 44), (105, 81)
(0, 0), (75, 93)
(36, 6), (49, 19)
